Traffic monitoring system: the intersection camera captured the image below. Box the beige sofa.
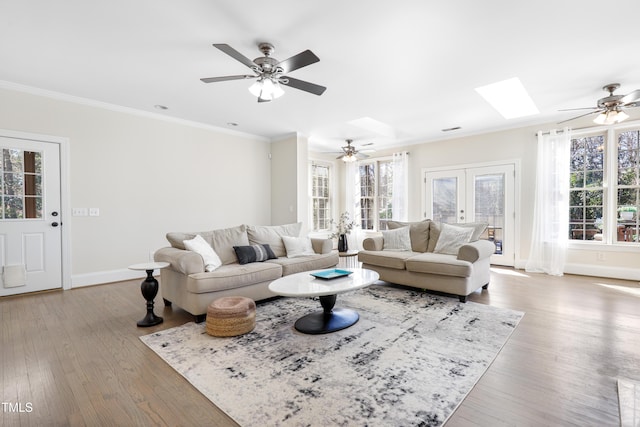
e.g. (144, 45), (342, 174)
(358, 220), (495, 302)
(154, 223), (338, 322)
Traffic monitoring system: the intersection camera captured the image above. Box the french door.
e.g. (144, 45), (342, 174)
(425, 164), (515, 266)
(0, 137), (63, 296)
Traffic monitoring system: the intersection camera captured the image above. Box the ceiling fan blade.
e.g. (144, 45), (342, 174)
(558, 107), (600, 111)
(356, 152), (370, 160)
(277, 50), (320, 73)
(257, 97), (271, 103)
(200, 75), (256, 83)
(557, 109), (603, 124)
(281, 76), (326, 96)
(213, 44), (256, 69)
(621, 89), (640, 105)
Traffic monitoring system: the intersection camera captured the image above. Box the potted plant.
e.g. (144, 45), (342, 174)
(618, 206), (637, 221)
(330, 212), (357, 252)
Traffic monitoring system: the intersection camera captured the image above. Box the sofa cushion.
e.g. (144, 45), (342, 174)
(186, 262), (282, 294)
(183, 234), (222, 272)
(266, 252), (339, 276)
(166, 225), (250, 265)
(233, 244), (277, 265)
(405, 253), (472, 277)
(282, 235), (315, 258)
(247, 222), (302, 257)
(387, 220), (430, 252)
(427, 222), (488, 252)
(382, 226), (412, 251)
(358, 250), (416, 270)
(433, 223), (474, 255)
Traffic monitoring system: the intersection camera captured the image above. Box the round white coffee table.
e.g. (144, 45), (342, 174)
(268, 268), (379, 334)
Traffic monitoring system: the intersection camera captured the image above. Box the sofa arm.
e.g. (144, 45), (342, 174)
(311, 237), (333, 254)
(457, 240), (496, 263)
(362, 236), (384, 251)
(154, 247), (205, 275)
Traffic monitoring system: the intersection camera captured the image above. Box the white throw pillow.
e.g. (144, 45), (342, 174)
(281, 235), (315, 258)
(382, 226), (412, 251)
(433, 223), (474, 255)
(183, 234), (222, 272)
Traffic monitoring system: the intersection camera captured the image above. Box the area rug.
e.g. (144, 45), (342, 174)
(141, 285), (523, 426)
(618, 378), (640, 427)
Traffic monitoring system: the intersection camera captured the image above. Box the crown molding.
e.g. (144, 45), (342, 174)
(0, 80), (270, 142)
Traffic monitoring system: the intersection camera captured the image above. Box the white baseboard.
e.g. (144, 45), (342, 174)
(71, 268), (147, 288)
(512, 260), (640, 281)
(563, 263), (640, 281)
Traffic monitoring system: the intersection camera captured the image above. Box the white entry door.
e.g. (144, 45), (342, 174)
(0, 137), (62, 296)
(425, 163), (515, 266)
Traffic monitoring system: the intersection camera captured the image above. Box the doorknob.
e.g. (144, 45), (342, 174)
(51, 222), (59, 227)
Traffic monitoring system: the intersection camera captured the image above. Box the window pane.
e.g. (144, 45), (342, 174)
(3, 149), (24, 174)
(4, 196), (23, 219)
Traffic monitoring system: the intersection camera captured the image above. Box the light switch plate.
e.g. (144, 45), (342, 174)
(72, 208), (88, 216)
(89, 208), (100, 216)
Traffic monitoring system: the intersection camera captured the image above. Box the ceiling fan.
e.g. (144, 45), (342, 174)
(200, 43), (326, 102)
(559, 83), (640, 124)
(336, 139), (374, 162)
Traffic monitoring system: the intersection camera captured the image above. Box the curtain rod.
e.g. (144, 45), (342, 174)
(537, 126), (589, 136)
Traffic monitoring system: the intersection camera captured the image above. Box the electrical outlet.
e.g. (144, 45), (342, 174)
(72, 208), (88, 216)
(89, 208), (100, 216)
(597, 252), (605, 261)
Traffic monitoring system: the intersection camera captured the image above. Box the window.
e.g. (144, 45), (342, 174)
(1, 148), (43, 219)
(359, 159), (394, 230)
(569, 125), (640, 244)
(310, 162), (332, 231)
(569, 135), (604, 241)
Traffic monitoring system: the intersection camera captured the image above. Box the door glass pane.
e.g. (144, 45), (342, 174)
(432, 177), (457, 223)
(1, 149), (43, 219)
(617, 130), (639, 242)
(474, 173), (505, 254)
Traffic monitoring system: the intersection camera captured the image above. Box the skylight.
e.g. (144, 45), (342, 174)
(475, 77), (539, 119)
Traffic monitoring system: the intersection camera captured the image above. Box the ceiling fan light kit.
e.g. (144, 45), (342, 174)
(201, 42), (326, 103)
(593, 108), (629, 125)
(248, 77), (284, 101)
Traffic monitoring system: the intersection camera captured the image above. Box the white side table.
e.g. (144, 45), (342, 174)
(128, 261), (169, 327)
(338, 250), (359, 268)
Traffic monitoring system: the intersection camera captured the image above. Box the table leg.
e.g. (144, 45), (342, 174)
(137, 269), (163, 327)
(294, 294), (359, 334)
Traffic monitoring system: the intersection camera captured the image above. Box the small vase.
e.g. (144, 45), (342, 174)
(338, 234), (348, 252)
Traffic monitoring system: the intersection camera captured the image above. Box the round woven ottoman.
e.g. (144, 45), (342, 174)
(206, 296), (256, 337)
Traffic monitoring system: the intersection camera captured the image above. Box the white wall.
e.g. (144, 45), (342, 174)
(0, 87), (272, 286)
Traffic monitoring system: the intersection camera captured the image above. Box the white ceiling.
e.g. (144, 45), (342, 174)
(2, 1), (640, 152)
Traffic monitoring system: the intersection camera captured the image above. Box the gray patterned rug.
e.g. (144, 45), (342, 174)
(141, 285), (523, 426)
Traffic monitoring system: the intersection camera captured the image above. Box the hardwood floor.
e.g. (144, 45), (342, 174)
(1, 269), (639, 426)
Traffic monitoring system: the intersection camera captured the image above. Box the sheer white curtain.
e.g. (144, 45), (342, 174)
(345, 161), (362, 248)
(525, 128), (571, 276)
(392, 151), (409, 221)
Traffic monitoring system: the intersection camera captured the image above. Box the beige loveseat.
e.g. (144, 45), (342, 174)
(358, 220), (495, 302)
(154, 223), (338, 322)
